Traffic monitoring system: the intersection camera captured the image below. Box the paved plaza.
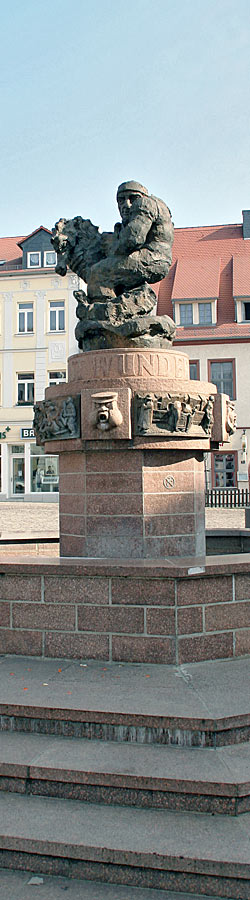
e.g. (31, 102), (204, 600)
(0, 501), (246, 540)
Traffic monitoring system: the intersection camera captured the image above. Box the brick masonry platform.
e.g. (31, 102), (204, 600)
(1, 554), (250, 664)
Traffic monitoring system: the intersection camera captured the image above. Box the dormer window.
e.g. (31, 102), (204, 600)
(244, 302), (250, 321)
(44, 251), (57, 267)
(27, 252), (41, 268)
(174, 298), (216, 326)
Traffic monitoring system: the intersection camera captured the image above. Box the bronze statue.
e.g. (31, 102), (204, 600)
(52, 181), (176, 350)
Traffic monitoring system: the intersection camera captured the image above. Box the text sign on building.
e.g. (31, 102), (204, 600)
(21, 428), (35, 439)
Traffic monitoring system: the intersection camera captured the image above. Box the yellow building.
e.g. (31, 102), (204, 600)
(0, 226), (79, 500)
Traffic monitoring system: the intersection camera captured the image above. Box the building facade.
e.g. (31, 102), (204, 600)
(0, 226), (79, 501)
(156, 210), (250, 490)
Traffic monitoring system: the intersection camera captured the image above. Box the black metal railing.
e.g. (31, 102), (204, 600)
(205, 488), (249, 508)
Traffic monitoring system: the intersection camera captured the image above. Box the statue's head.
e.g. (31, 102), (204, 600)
(117, 181), (148, 224)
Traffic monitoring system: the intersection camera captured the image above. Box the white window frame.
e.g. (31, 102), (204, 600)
(235, 297), (250, 323)
(17, 373), (35, 405)
(44, 250), (57, 267)
(49, 300), (65, 332)
(48, 370), (66, 386)
(174, 298), (217, 326)
(18, 302), (34, 334)
(27, 251), (41, 268)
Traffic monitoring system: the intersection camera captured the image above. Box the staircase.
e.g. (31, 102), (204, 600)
(0, 656), (250, 898)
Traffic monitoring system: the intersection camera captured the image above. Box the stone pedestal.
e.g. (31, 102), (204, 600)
(36, 347), (231, 561)
(59, 447), (205, 559)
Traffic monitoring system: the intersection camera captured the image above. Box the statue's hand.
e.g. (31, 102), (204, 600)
(100, 232), (113, 257)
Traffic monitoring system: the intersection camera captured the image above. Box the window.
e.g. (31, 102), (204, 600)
(27, 252), (41, 268)
(209, 360), (235, 400)
(179, 303), (193, 325)
(49, 300), (65, 331)
(244, 302), (250, 321)
(49, 370), (66, 386)
(213, 453), (236, 488)
(17, 373), (34, 405)
(189, 361), (200, 380)
(18, 302), (33, 333)
(30, 445), (59, 493)
(199, 303), (212, 325)
(44, 251), (57, 267)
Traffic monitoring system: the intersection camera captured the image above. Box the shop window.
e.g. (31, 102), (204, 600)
(209, 360), (235, 400)
(199, 302), (212, 325)
(49, 301), (65, 331)
(179, 303), (193, 325)
(189, 360), (200, 380)
(44, 251), (57, 267)
(27, 252), (41, 268)
(18, 302), (33, 333)
(213, 453), (236, 488)
(30, 445), (59, 493)
(49, 371), (66, 386)
(17, 373), (34, 405)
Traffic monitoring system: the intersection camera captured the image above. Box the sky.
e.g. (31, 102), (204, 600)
(1, 0), (250, 236)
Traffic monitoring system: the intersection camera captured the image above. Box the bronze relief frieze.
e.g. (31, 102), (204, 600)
(133, 392), (215, 437)
(33, 395), (80, 444)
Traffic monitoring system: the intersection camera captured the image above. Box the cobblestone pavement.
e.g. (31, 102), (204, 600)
(0, 501), (246, 538)
(0, 502), (59, 537)
(205, 507), (245, 529)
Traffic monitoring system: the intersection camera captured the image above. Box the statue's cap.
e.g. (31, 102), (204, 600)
(117, 181), (148, 197)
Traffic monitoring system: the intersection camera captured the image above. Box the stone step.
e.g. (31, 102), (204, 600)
(1, 655), (250, 748)
(0, 867), (225, 900)
(1, 699), (250, 747)
(1, 731), (250, 815)
(1, 792), (250, 897)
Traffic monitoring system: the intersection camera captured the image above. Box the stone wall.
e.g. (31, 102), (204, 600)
(0, 557), (250, 664)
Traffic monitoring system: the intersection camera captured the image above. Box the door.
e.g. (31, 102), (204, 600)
(10, 446), (25, 495)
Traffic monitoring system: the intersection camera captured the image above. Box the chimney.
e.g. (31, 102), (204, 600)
(242, 210), (250, 239)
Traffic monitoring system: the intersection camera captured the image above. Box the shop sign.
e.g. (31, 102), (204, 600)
(0, 425), (11, 439)
(41, 475), (59, 485)
(21, 428), (35, 439)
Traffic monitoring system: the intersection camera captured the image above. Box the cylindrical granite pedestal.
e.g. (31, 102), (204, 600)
(36, 347), (230, 561)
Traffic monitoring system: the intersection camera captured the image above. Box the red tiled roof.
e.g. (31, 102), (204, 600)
(233, 255), (250, 297)
(0, 236), (24, 264)
(172, 257), (220, 300)
(174, 322), (250, 342)
(157, 222), (250, 340)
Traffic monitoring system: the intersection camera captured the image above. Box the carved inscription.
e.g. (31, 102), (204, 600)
(71, 350), (190, 382)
